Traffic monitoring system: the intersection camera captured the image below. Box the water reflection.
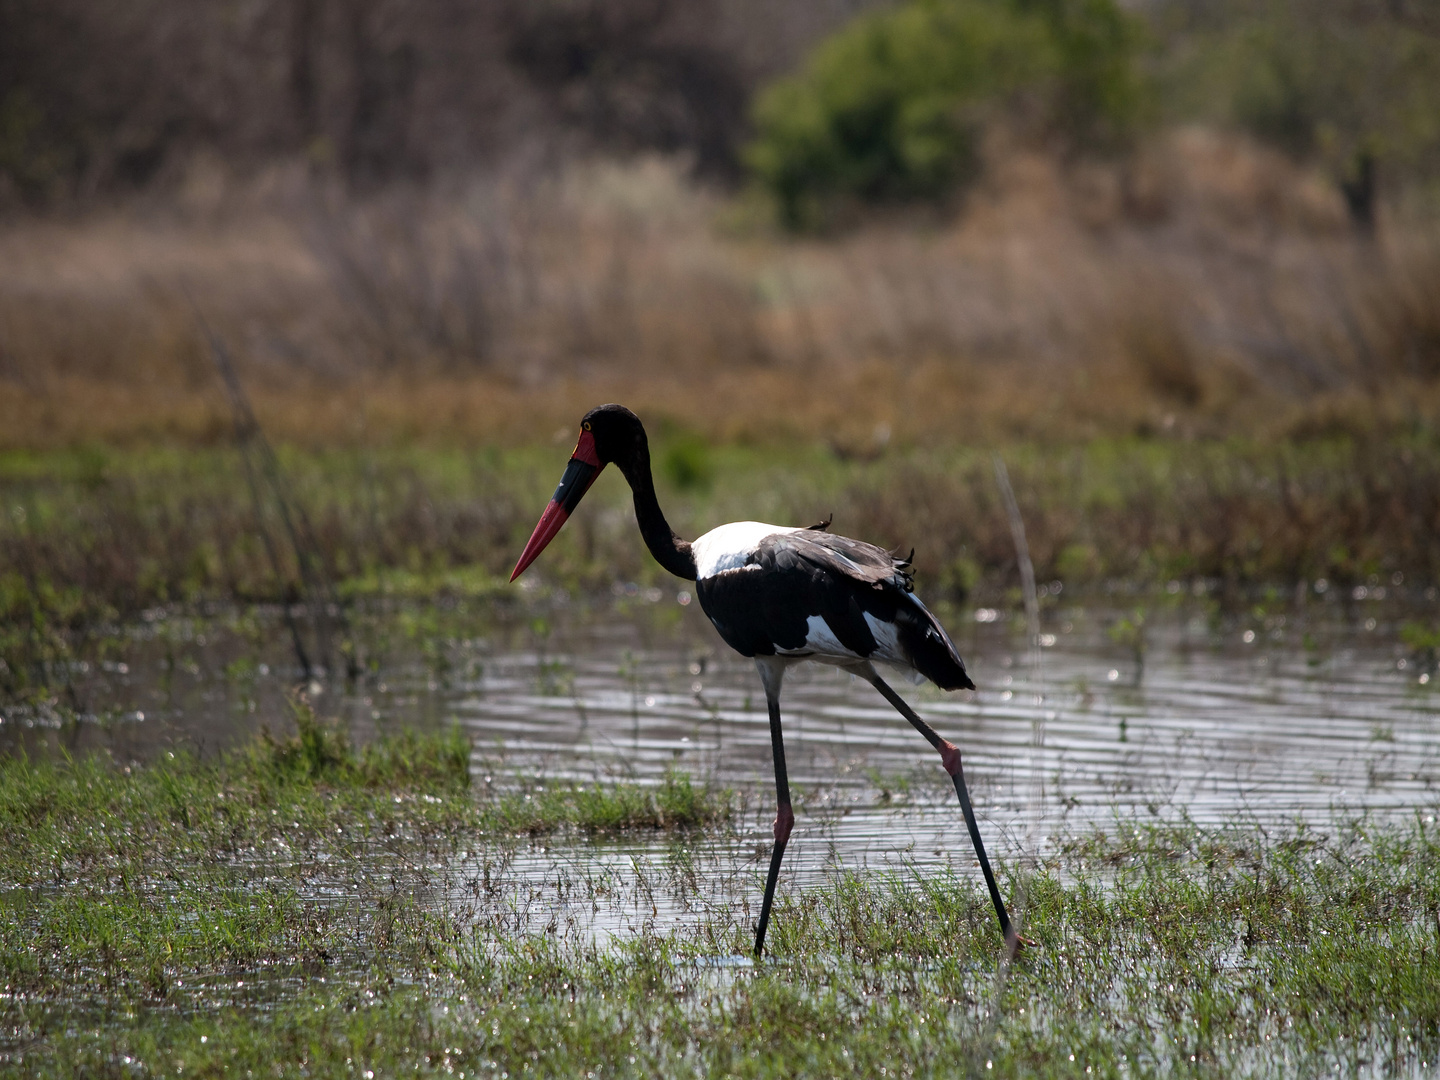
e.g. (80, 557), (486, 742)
(451, 602), (1440, 837)
(4, 595), (1438, 946)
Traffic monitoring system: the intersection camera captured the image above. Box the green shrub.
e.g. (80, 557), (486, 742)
(746, 0), (1144, 228)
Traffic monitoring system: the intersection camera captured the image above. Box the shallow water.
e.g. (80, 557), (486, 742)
(455, 599), (1440, 833)
(445, 592), (1440, 945)
(9, 589), (1438, 947)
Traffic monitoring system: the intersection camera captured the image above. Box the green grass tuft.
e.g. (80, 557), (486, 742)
(252, 697), (471, 790)
(3, 732), (1435, 1077)
(491, 768), (732, 835)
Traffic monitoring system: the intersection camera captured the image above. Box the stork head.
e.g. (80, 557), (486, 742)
(510, 404), (646, 581)
(576, 403), (648, 467)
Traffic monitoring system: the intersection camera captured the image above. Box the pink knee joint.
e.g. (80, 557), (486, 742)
(939, 741), (962, 777)
(773, 804), (794, 843)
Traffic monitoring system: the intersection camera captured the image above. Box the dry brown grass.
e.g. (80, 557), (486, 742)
(1, 131), (1438, 450)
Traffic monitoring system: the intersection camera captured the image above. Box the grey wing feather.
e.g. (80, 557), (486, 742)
(784, 531), (914, 591)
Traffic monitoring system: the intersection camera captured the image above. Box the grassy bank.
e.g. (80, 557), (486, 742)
(0, 711), (731, 1002)
(2, 727), (1435, 1077)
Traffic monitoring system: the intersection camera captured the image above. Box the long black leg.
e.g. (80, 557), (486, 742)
(863, 669), (1022, 953)
(753, 659), (794, 958)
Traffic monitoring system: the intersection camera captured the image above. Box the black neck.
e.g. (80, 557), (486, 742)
(619, 450), (697, 581)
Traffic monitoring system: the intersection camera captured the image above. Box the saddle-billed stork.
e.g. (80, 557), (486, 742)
(510, 404), (1023, 957)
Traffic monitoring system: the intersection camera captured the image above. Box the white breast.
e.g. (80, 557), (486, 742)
(691, 521), (797, 579)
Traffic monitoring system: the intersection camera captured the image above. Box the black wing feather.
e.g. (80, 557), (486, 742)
(695, 531), (974, 691)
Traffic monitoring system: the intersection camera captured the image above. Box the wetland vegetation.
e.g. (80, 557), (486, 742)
(2, 358), (1439, 1079)
(3, 717), (1437, 1076)
(4, 0), (1440, 1073)
(5, 432), (1440, 710)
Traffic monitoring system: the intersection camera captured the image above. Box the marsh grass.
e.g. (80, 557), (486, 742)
(256, 698), (471, 791)
(5, 434), (1440, 713)
(4, 785), (1437, 1077)
(0, 717), (732, 1008)
(0, 727), (472, 1008)
(489, 770), (731, 835)
(5, 437), (1440, 621)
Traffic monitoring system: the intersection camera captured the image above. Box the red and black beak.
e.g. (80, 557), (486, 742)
(510, 429), (605, 581)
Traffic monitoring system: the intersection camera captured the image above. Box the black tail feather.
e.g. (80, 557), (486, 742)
(896, 597), (974, 691)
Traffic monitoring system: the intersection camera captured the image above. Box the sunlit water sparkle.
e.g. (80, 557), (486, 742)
(6, 597), (1439, 948)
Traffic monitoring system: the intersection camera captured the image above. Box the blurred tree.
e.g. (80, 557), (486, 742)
(745, 0), (1146, 229)
(1383, 0), (1440, 36)
(289, 0), (323, 142)
(0, 0), (308, 201)
(501, 0), (748, 179)
(1156, 0), (1440, 228)
(1018, 0), (1148, 149)
(342, 0), (423, 186)
(1, 0), (868, 206)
